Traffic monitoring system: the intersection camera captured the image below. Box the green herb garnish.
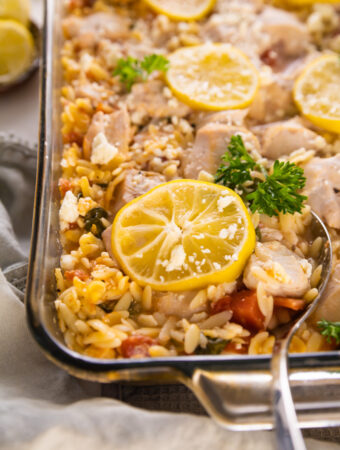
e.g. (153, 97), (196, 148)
(84, 207), (108, 238)
(195, 338), (229, 355)
(114, 54), (169, 91)
(317, 319), (340, 344)
(214, 135), (307, 217)
(128, 300), (142, 316)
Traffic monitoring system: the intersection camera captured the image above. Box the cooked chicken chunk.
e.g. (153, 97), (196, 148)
(63, 12), (130, 48)
(243, 241), (312, 297)
(102, 169), (166, 257)
(112, 169), (166, 215)
(200, 1), (265, 57)
(155, 291), (204, 319)
(311, 264), (340, 323)
(74, 82), (113, 104)
(303, 155), (340, 229)
(83, 109), (130, 159)
(258, 6), (310, 58)
(182, 123), (260, 179)
(248, 73), (295, 123)
(127, 80), (190, 124)
(248, 57), (308, 123)
(195, 109), (249, 129)
(253, 118), (325, 159)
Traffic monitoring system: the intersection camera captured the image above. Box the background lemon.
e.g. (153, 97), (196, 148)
(143, 0), (216, 21)
(112, 180), (256, 291)
(166, 44), (259, 111)
(293, 54), (340, 134)
(0, 19), (34, 83)
(0, 0), (30, 25)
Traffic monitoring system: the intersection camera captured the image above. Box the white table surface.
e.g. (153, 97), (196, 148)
(0, 0), (42, 145)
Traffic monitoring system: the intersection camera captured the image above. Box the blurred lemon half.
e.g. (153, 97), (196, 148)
(166, 43), (259, 111)
(112, 179), (256, 291)
(0, 0), (30, 25)
(293, 53), (340, 134)
(0, 19), (34, 83)
(143, 0), (216, 21)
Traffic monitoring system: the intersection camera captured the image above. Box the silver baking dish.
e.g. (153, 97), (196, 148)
(26, 0), (340, 430)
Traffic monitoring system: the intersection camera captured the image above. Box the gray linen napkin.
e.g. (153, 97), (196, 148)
(1, 139), (340, 449)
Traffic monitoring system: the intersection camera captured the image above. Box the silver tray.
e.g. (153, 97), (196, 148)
(25, 0), (340, 431)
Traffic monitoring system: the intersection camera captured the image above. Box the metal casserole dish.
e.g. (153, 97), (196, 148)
(26, 0), (340, 431)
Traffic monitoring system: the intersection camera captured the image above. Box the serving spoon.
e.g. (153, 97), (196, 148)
(271, 211), (332, 450)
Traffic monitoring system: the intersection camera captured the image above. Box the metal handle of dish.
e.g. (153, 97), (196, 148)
(189, 366), (340, 430)
(272, 340), (306, 450)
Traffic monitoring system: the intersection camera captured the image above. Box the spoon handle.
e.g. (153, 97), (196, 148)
(271, 338), (306, 450)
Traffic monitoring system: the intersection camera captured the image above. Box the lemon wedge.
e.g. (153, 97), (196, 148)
(0, 0), (30, 25)
(0, 19), (34, 83)
(112, 180), (256, 291)
(166, 43), (259, 111)
(293, 53), (340, 134)
(143, 0), (216, 21)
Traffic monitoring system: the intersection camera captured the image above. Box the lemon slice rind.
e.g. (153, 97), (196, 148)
(143, 0), (216, 21)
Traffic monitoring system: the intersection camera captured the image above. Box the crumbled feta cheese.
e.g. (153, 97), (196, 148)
(166, 244), (186, 272)
(91, 132), (118, 165)
(80, 53), (93, 72)
(213, 262), (221, 270)
(219, 224), (238, 240)
(217, 195), (233, 212)
(59, 191), (79, 231)
(60, 254), (77, 270)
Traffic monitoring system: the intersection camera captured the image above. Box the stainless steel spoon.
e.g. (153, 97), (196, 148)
(271, 211), (332, 450)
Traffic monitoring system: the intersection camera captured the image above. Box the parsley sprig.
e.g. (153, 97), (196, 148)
(318, 319), (340, 344)
(113, 54), (169, 91)
(214, 135), (307, 217)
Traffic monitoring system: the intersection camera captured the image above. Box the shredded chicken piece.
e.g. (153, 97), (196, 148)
(83, 108), (131, 159)
(182, 123), (260, 179)
(303, 155), (340, 229)
(312, 264), (340, 323)
(243, 241), (311, 297)
(127, 80), (190, 124)
(253, 117), (325, 159)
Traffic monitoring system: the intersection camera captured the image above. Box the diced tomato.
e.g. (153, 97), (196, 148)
(274, 297), (305, 311)
(58, 178), (72, 197)
(210, 295), (232, 315)
(64, 269), (89, 281)
(121, 335), (156, 358)
(211, 290), (265, 331)
(63, 131), (83, 145)
(68, 222), (79, 230)
(260, 48), (279, 68)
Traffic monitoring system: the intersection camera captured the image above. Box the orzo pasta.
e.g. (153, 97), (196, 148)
(56, 0), (340, 359)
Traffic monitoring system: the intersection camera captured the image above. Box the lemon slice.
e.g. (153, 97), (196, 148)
(0, 19), (34, 83)
(0, 0), (30, 25)
(286, 0), (339, 5)
(293, 54), (340, 134)
(166, 44), (259, 111)
(143, 0), (216, 21)
(112, 180), (256, 291)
